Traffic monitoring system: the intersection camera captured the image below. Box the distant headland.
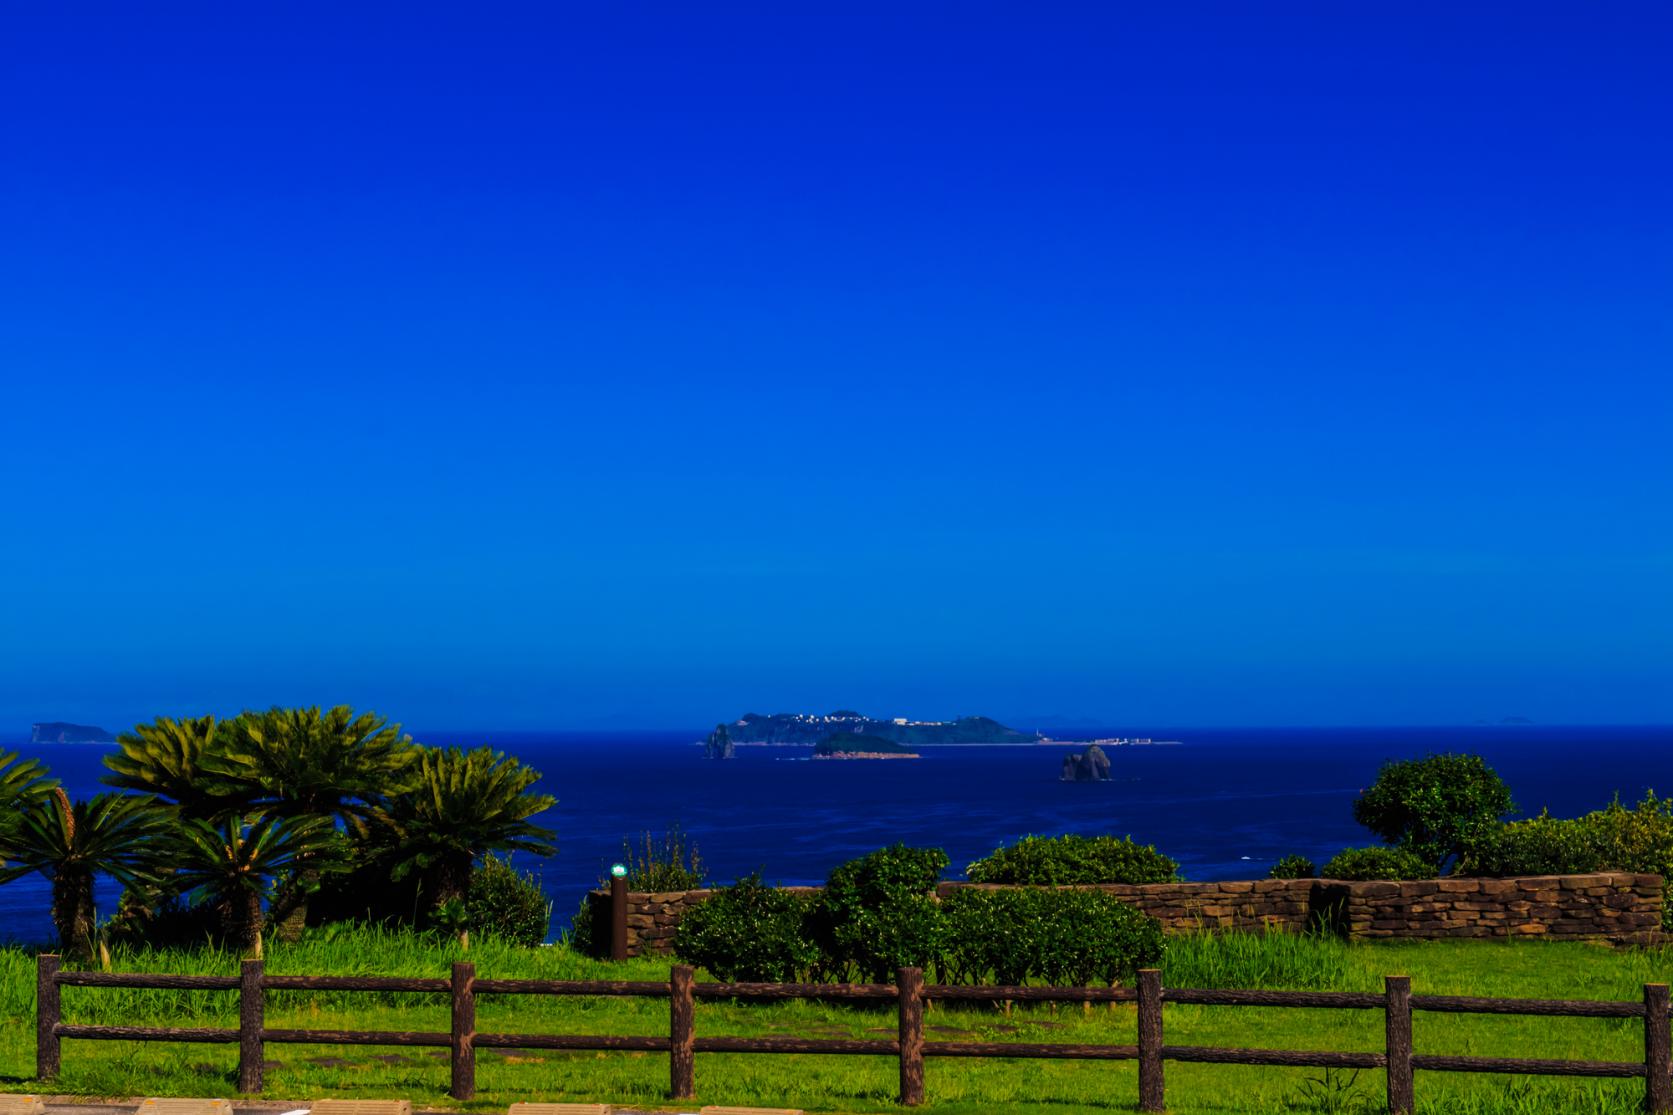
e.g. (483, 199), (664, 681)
(31, 722), (115, 744)
(726, 711), (1037, 746)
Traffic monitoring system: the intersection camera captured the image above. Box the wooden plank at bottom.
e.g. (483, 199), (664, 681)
(307, 1101), (415, 1115)
(0, 1096), (45, 1115)
(699, 1107), (806, 1115)
(506, 1105), (612, 1115)
(137, 1100), (234, 1115)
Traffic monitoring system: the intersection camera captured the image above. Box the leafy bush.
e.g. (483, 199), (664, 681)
(1458, 811), (1607, 877)
(1459, 793), (1673, 931)
(467, 854), (551, 946)
(1320, 846), (1434, 881)
(615, 827), (705, 891)
(809, 844), (948, 982)
(940, 887), (1164, 987)
(673, 873), (819, 981)
(1352, 753), (1514, 872)
(1269, 855), (1317, 879)
(964, 834), (1180, 885)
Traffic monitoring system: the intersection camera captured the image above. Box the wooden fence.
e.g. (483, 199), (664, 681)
(34, 955), (1673, 1114)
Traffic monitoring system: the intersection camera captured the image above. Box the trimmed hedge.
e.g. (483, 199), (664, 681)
(809, 844), (948, 983)
(965, 834), (1180, 885)
(1320, 846), (1433, 881)
(940, 886), (1165, 987)
(1268, 855), (1317, 879)
(673, 873), (820, 981)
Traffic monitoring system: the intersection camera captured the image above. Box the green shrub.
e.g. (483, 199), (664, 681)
(964, 834), (1180, 885)
(1321, 845), (1433, 881)
(1352, 753), (1514, 872)
(615, 827), (705, 891)
(565, 893), (603, 956)
(1459, 793), (1673, 931)
(940, 887), (1164, 987)
(674, 873), (819, 981)
(809, 844), (948, 982)
(466, 854), (551, 946)
(1269, 855), (1317, 879)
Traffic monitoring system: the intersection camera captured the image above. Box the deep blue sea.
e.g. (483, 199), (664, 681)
(3, 724), (1669, 945)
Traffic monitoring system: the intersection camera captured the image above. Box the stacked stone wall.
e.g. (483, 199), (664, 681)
(589, 872), (1662, 958)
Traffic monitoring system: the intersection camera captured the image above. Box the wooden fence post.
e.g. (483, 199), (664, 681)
(670, 964), (696, 1099)
(451, 961), (475, 1101)
(898, 967), (925, 1106)
(36, 953), (60, 1081)
(1385, 975), (1414, 1115)
(610, 875), (629, 962)
(1646, 983), (1671, 1114)
(1138, 968), (1163, 1113)
(238, 958), (264, 1093)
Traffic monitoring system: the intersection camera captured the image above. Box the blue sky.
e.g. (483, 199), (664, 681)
(3, 3), (1669, 731)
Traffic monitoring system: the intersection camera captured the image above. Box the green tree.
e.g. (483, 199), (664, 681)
(164, 812), (334, 956)
(383, 745), (557, 913)
(104, 715), (240, 819)
(0, 790), (166, 960)
(214, 706), (420, 938)
(1352, 753), (1515, 872)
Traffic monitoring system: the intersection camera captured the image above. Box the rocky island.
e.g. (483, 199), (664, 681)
(727, 710), (1035, 746)
(1061, 744), (1112, 781)
(812, 732), (920, 759)
(31, 721), (115, 744)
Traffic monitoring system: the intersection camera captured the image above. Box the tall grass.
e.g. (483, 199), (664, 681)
(1163, 928), (1377, 991)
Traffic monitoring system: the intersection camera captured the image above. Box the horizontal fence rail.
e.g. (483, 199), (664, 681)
(33, 954), (1673, 1113)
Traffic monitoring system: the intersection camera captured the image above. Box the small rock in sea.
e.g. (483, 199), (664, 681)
(1060, 744), (1112, 782)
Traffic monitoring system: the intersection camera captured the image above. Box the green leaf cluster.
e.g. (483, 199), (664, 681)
(965, 834), (1180, 885)
(1319, 845), (1434, 881)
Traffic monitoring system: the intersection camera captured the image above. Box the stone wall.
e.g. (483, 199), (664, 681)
(588, 872), (1663, 958)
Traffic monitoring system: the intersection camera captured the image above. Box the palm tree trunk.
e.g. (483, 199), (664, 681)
(52, 866), (96, 961)
(433, 853), (474, 908)
(271, 864), (317, 943)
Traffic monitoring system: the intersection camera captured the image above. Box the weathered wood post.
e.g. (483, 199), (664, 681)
(670, 963), (696, 1099)
(898, 967), (925, 1106)
(36, 953), (61, 1080)
(450, 961), (476, 1101)
(610, 875), (629, 962)
(1137, 968), (1163, 1113)
(1385, 975), (1414, 1115)
(238, 958), (264, 1092)
(1646, 983), (1671, 1114)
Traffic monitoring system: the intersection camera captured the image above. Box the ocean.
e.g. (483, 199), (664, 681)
(2, 724), (1669, 946)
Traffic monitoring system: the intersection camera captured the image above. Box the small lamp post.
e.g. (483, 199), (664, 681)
(610, 863), (629, 961)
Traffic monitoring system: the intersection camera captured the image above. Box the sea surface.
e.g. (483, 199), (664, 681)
(2, 724), (1669, 945)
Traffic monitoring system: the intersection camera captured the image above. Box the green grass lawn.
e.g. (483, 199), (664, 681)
(3, 926), (1669, 1114)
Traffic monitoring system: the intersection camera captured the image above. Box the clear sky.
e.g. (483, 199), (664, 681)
(3, 3), (1669, 732)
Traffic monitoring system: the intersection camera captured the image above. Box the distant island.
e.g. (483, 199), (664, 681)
(727, 710), (1036, 746)
(31, 722), (115, 744)
(812, 732), (920, 760)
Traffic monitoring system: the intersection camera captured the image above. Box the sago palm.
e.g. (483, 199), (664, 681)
(212, 705), (420, 938)
(0, 791), (166, 960)
(0, 750), (58, 854)
(384, 745), (557, 912)
(103, 715), (240, 819)
(164, 812), (334, 956)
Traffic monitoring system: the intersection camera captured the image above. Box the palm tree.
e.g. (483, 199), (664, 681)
(0, 749), (57, 838)
(164, 812), (334, 956)
(213, 706), (420, 938)
(384, 745), (557, 913)
(0, 791), (166, 960)
(104, 715), (240, 819)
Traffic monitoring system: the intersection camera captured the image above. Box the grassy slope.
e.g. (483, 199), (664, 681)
(2, 927), (1669, 1115)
